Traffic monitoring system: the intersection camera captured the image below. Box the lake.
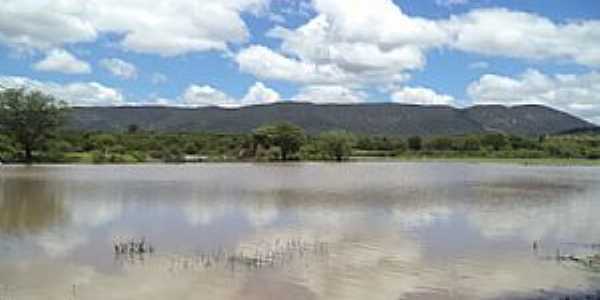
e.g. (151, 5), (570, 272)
(1, 163), (599, 299)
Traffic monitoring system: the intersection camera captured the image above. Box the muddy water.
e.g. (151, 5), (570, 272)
(0, 163), (599, 299)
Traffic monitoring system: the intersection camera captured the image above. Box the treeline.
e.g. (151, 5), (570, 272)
(1, 88), (600, 164)
(0, 123), (356, 163)
(356, 134), (600, 160)
(1, 125), (600, 163)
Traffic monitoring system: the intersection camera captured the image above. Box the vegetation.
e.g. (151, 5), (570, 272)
(0, 89), (599, 165)
(0, 125), (598, 164)
(253, 122), (306, 161)
(0, 88), (68, 163)
(317, 130), (355, 161)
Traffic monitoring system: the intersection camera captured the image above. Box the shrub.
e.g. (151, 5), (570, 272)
(408, 136), (422, 151)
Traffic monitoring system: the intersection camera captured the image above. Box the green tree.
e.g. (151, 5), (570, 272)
(0, 134), (17, 162)
(482, 133), (508, 151)
(254, 122), (306, 161)
(427, 137), (454, 151)
(508, 135), (537, 150)
(92, 134), (117, 154)
(408, 136), (422, 151)
(461, 136), (481, 151)
(0, 88), (68, 163)
(319, 130), (355, 161)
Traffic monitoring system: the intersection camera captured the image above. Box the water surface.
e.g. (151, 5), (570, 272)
(1, 163), (599, 299)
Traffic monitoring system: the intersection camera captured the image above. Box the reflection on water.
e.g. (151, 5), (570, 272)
(0, 179), (67, 235)
(0, 163), (599, 299)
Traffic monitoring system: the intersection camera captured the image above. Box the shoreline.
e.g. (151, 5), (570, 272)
(2, 157), (600, 167)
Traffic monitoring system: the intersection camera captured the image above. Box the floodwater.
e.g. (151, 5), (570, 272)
(0, 163), (599, 300)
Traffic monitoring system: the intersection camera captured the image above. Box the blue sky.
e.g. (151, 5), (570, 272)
(1, 0), (599, 123)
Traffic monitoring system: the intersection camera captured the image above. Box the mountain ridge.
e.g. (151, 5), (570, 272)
(68, 102), (594, 137)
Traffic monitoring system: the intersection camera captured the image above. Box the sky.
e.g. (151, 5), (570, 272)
(0, 0), (599, 123)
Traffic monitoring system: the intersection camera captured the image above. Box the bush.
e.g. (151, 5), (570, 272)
(408, 136), (422, 151)
(130, 151), (147, 162)
(300, 143), (326, 161)
(318, 130), (355, 161)
(586, 150), (600, 160)
(184, 142), (198, 154)
(461, 136), (481, 151)
(91, 151), (107, 163)
(426, 137), (453, 151)
(482, 134), (507, 151)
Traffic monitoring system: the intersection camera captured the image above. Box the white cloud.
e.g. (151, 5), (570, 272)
(445, 8), (600, 66)
(240, 82), (281, 105)
(238, 0), (444, 86)
(467, 69), (600, 124)
(0, 75), (124, 106)
(269, 15), (428, 74)
(182, 84), (237, 107)
(237, 2), (600, 94)
(182, 82), (281, 107)
(0, 1), (97, 51)
(292, 85), (366, 104)
(236, 45), (354, 85)
(100, 58), (137, 79)
(0, 0), (269, 55)
(0, 76), (280, 108)
(2, 0), (599, 70)
(391, 86), (455, 105)
(310, 0), (447, 48)
(33, 49), (91, 74)
(151, 72), (168, 85)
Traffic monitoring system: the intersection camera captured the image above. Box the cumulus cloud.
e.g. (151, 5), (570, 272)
(236, 45), (355, 84)
(236, 0), (600, 98)
(467, 69), (600, 124)
(292, 85), (366, 104)
(2, 0), (599, 69)
(0, 1), (97, 51)
(100, 58), (137, 79)
(33, 49), (91, 74)
(182, 84), (237, 107)
(445, 8), (600, 66)
(182, 82), (368, 107)
(0, 0), (269, 55)
(240, 82), (281, 105)
(182, 82), (281, 107)
(0, 75), (124, 106)
(238, 0), (443, 86)
(391, 86), (455, 105)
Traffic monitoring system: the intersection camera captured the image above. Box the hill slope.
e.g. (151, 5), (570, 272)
(68, 103), (593, 137)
